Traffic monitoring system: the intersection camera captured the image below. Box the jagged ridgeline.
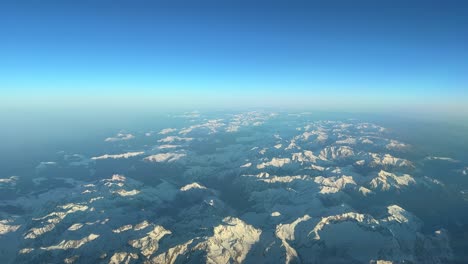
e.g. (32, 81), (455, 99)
(1, 111), (466, 263)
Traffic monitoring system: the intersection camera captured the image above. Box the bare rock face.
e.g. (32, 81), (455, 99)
(292, 150), (319, 163)
(25, 203), (89, 239)
(40, 233), (100, 251)
(144, 153), (186, 163)
(149, 239), (195, 264)
(109, 252), (138, 264)
(195, 217), (262, 264)
(257, 158), (291, 169)
(319, 146), (355, 161)
(369, 170), (416, 191)
(314, 175), (357, 194)
(275, 215), (312, 264)
(0, 219), (20, 235)
(128, 226), (171, 257)
(357, 153), (415, 170)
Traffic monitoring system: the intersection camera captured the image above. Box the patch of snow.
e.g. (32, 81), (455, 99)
(180, 182), (207, 191)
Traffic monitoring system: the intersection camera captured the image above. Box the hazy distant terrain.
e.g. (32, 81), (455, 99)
(1, 111), (468, 263)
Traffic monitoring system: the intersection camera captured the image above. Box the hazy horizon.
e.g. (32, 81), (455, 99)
(1, 0), (467, 115)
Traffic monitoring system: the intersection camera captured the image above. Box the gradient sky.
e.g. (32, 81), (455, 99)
(1, 0), (467, 113)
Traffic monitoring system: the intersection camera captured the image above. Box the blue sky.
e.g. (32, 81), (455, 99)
(0, 0), (467, 113)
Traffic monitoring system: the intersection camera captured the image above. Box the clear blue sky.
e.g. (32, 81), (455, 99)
(0, 0), (467, 113)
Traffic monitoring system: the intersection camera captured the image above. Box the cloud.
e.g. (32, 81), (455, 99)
(36, 161), (57, 170)
(158, 136), (193, 143)
(105, 133), (135, 142)
(159, 128), (177, 135)
(157, 144), (180, 150)
(91, 152), (145, 160)
(0, 176), (19, 185)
